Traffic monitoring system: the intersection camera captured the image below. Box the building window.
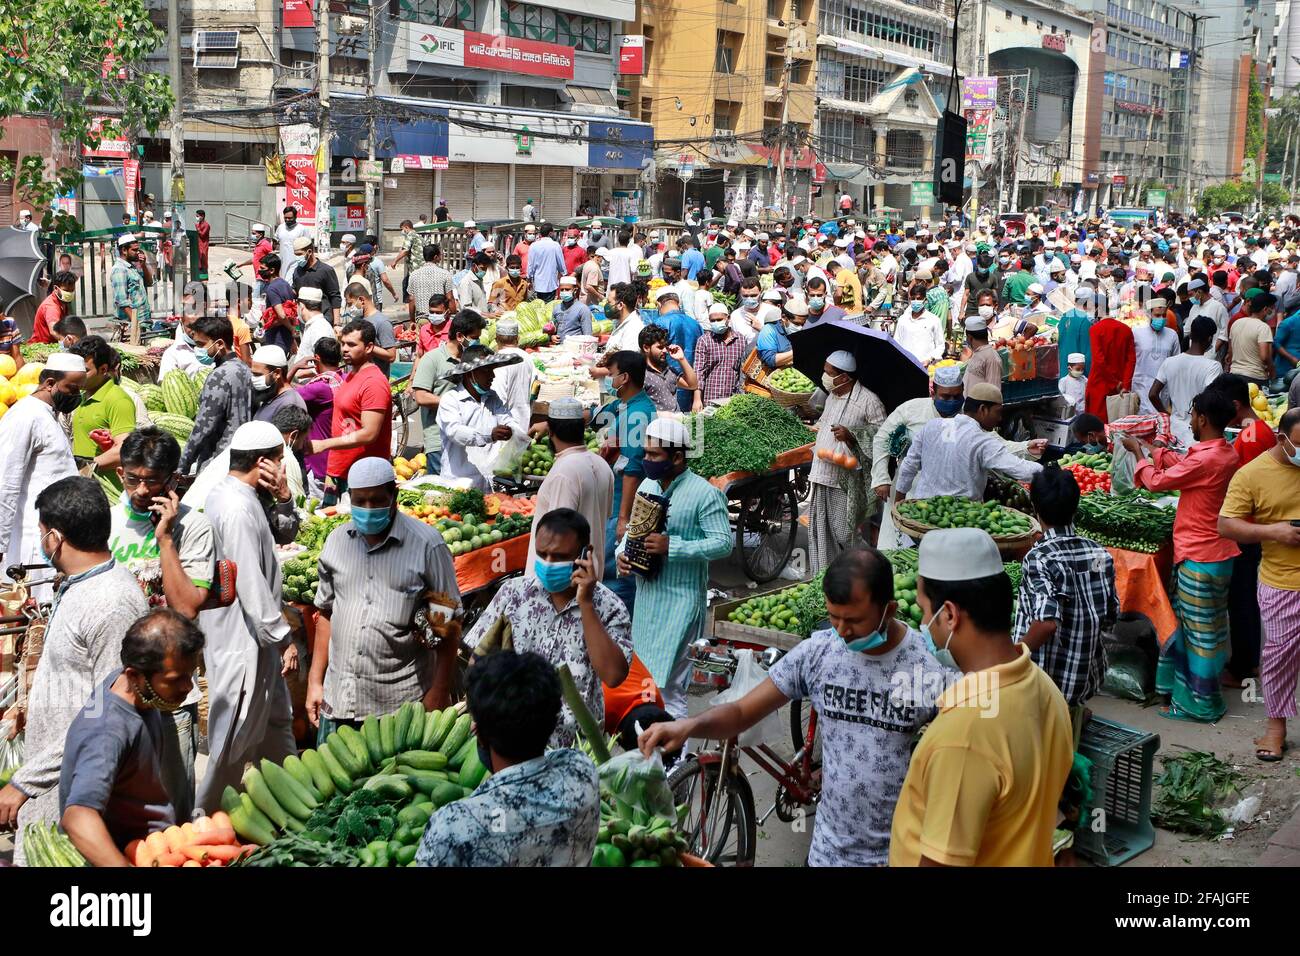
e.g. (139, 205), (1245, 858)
(397, 0), (474, 28)
(501, 2), (612, 53)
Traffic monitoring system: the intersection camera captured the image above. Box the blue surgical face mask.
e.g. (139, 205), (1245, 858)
(839, 608), (890, 652)
(351, 504), (393, 536)
(1283, 434), (1300, 467)
(921, 608), (958, 670)
(910, 300), (925, 313)
(508, 268), (521, 278)
(1150, 317), (1166, 332)
(534, 558), (575, 593)
(560, 292), (575, 304)
(742, 295), (760, 309)
(934, 396), (963, 418)
(469, 378), (489, 398)
(809, 297), (825, 311)
(196, 349), (215, 366)
(710, 321), (729, 336)
(180, 328), (196, 347)
(1082, 441), (1105, 453)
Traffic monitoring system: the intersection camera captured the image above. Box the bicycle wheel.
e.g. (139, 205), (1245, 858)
(667, 756), (756, 867)
(736, 479), (798, 583)
(788, 699), (824, 765)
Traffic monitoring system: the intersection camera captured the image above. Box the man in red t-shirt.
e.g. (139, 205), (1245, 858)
(308, 318), (393, 505)
(562, 228), (587, 276)
(30, 270), (77, 344)
(195, 209), (211, 273)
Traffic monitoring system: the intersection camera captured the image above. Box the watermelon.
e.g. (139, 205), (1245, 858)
(140, 383), (166, 412)
(151, 412), (195, 444)
(161, 369), (198, 418)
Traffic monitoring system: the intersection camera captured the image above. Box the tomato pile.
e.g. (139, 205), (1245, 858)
(1063, 463), (1111, 493)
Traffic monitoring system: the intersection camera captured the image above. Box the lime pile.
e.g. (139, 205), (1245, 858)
(438, 512), (532, 557)
(897, 496), (1033, 538)
(521, 441), (556, 476)
(768, 367), (815, 393)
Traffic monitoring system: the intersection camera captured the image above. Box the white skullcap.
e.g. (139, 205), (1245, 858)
(826, 350), (857, 373)
(1074, 287), (1096, 303)
(919, 528), (1004, 581)
(1187, 278), (1207, 290)
(760, 304), (783, 324)
(496, 318), (521, 337)
(347, 456), (396, 489)
(834, 238), (849, 248)
(46, 351), (86, 372)
(708, 301), (730, 317)
(251, 344), (288, 367)
(594, 247), (611, 259)
(762, 288), (784, 302)
(252, 222), (267, 232)
(464, 219), (477, 228)
(341, 234), (357, 244)
(933, 363), (963, 387)
(964, 315), (989, 332)
(230, 420), (285, 451)
(1027, 283), (1045, 296)
(547, 397), (584, 420)
(790, 255), (808, 265)
(1049, 259), (1065, 272)
(1067, 352), (1086, 365)
(726, 219), (738, 227)
(785, 298), (809, 317)
(117, 232), (137, 247)
(298, 285), (324, 304)
(559, 274), (578, 287)
(646, 417), (692, 448)
(757, 233), (769, 241)
(653, 286), (679, 303)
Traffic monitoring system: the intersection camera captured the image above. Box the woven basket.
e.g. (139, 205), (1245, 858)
(891, 500), (1040, 551)
(765, 382), (815, 408)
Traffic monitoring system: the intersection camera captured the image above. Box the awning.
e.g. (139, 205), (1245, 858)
(822, 34), (951, 76)
(698, 140), (763, 166)
(749, 144), (820, 170)
(565, 86), (618, 110)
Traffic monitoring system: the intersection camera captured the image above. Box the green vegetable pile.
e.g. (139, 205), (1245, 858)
(295, 513), (350, 551)
(768, 367), (815, 393)
(397, 488), (426, 508)
(305, 788), (400, 847)
(1059, 450), (1112, 471)
(1075, 492), (1174, 553)
(1004, 561), (1022, 592)
(986, 475), (1032, 512)
(281, 552), (319, 605)
(897, 496), (1035, 538)
(445, 488), (486, 519)
(713, 394), (814, 450)
(21, 341), (141, 372)
(236, 830), (364, 867)
(687, 396), (814, 480)
(1152, 751), (1243, 838)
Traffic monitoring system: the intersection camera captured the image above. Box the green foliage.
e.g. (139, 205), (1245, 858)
(1245, 71), (1265, 162)
(1197, 180), (1257, 217)
(0, 0), (173, 229)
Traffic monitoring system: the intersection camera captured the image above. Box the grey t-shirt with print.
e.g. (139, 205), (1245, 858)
(769, 627), (955, 866)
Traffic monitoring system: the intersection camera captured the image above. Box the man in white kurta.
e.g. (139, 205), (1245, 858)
(194, 423), (298, 813)
(483, 319), (537, 476)
(1131, 313), (1182, 415)
(0, 355), (83, 602)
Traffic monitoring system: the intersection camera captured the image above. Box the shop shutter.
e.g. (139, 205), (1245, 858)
(385, 169), (435, 226)
(515, 165), (543, 220)
(541, 166), (575, 220)
(440, 164), (475, 222)
(473, 164), (510, 220)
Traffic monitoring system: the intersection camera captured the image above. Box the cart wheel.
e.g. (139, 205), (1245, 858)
(792, 468), (811, 504)
(391, 391), (415, 458)
(736, 480), (798, 583)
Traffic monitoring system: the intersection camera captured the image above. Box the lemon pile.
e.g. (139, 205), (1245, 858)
(0, 355), (44, 421)
(1248, 382), (1287, 429)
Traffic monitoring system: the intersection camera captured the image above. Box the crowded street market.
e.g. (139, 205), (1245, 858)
(2, 204), (1300, 880)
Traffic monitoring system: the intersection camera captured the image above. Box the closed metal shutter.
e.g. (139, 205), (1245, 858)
(515, 165), (543, 220)
(385, 170), (435, 226)
(441, 164), (475, 222)
(541, 166), (575, 220)
(473, 164), (510, 220)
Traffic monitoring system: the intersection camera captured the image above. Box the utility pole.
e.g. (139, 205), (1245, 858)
(774, 0), (795, 224)
(317, 1), (332, 252)
(1184, 14), (1215, 214)
(167, 0), (186, 322)
(1009, 79), (1028, 213)
(365, 0), (378, 235)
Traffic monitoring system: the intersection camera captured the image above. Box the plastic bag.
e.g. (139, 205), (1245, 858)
(0, 719), (22, 787)
(1099, 613), (1157, 701)
(488, 428), (532, 477)
(710, 650), (783, 747)
(597, 747), (677, 821)
(1110, 441), (1138, 496)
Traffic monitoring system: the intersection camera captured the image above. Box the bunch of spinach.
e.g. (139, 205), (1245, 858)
(1151, 751), (1243, 838)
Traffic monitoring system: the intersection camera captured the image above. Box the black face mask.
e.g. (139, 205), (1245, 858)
(52, 389), (82, 414)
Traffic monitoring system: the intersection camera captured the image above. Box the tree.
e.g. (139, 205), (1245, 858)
(0, 0), (173, 230)
(1245, 72), (1266, 163)
(1198, 180), (1256, 217)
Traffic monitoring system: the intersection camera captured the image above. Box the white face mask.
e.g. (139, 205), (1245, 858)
(978, 305), (995, 319)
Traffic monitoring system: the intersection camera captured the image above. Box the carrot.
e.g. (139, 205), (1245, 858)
(210, 811), (233, 831)
(125, 839), (144, 866)
(161, 824), (186, 852)
(153, 850), (186, 867)
(207, 859), (225, 867)
(182, 860), (202, 867)
(180, 822), (198, 843)
(190, 827), (238, 847)
(192, 815), (215, 833)
(201, 844), (245, 862)
(144, 830), (169, 857)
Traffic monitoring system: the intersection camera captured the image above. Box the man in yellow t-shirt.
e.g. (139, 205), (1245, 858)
(890, 527), (1073, 867)
(1218, 408), (1300, 762)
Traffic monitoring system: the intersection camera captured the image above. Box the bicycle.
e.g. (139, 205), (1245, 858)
(107, 316), (180, 345)
(666, 639), (822, 867)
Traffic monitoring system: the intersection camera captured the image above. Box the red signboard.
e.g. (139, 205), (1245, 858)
(284, 0), (314, 28)
(284, 153), (318, 226)
(1112, 174), (1127, 185)
(619, 35), (644, 75)
(83, 117), (131, 159)
(1115, 100), (1165, 117)
(463, 31), (574, 80)
(1042, 34), (1066, 52)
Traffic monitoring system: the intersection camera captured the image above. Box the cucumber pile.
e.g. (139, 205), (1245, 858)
(437, 512), (531, 557)
(222, 701), (487, 866)
(767, 367), (816, 393)
(897, 496), (1034, 539)
(1058, 450), (1112, 471)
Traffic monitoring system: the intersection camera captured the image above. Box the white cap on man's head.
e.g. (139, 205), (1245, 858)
(348, 456), (397, 489)
(298, 285), (324, 305)
(47, 352), (86, 372)
(252, 222), (267, 233)
(117, 233), (137, 247)
(230, 420), (285, 452)
(464, 219), (477, 228)
(708, 301), (730, 317)
(919, 528), (1006, 581)
(251, 344), (288, 367)
(646, 417), (692, 448)
(826, 350), (857, 373)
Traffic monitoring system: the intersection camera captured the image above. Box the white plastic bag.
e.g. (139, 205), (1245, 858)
(711, 650), (783, 747)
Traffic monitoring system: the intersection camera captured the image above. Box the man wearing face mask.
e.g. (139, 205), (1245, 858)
(728, 277), (764, 345)
(894, 383), (1043, 505)
(159, 309), (204, 380)
(470, 508), (629, 750)
(805, 275), (846, 324)
(250, 344), (307, 424)
(890, 527), (1073, 867)
(755, 303), (794, 372)
(515, 224), (538, 272)
(307, 457), (463, 735)
(291, 236), (343, 324)
(615, 418), (731, 718)
(30, 270), (77, 344)
(291, 285), (334, 371)
(436, 346), (526, 492)
(57, 609), (203, 866)
(70, 335), (137, 501)
(892, 283), (945, 366)
(1131, 299), (1182, 415)
(408, 243), (459, 331)
(0, 352), (82, 603)
(693, 302), (747, 403)
(180, 316), (253, 477)
(0, 476), (147, 864)
(641, 547), (952, 866)
(809, 351), (886, 572)
(551, 275), (592, 342)
(488, 254), (530, 316)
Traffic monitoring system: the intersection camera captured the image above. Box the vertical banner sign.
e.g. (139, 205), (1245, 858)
(284, 154), (318, 225)
(123, 159), (141, 218)
(934, 110), (967, 206)
(964, 110), (992, 162)
(619, 35), (645, 75)
(284, 0), (314, 28)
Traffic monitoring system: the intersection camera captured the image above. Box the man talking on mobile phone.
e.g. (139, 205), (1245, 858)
(108, 425), (218, 821)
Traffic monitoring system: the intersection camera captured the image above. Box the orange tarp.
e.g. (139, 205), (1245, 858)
(454, 531), (531, 593)
(1106, 544), (1177, 647)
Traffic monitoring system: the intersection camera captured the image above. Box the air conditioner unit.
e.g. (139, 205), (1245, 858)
(339, 15), (366, 35)
(193, 30), (240, 70)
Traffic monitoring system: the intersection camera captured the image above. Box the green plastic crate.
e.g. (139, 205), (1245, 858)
(1073, 716), (1159, 866)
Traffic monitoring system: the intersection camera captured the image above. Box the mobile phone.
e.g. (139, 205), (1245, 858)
(580, 546), (592, 562)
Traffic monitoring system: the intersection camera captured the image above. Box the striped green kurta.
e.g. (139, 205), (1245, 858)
(621, 469), (733, 686)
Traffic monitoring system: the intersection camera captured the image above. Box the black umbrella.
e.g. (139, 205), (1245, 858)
(0, 226), (45, 314)
(789, 318), (930, 413)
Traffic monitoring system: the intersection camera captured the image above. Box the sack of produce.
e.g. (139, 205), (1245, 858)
(709, 650), (784, 747)
(598, 747), (677, 822)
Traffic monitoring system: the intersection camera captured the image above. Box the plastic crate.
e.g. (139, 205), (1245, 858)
(1073, 716), (1159, 866)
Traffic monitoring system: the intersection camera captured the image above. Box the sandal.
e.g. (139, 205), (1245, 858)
(1255, 735), (1287, 762)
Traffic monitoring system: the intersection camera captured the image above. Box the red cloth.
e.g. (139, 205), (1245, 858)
(1084, 317), (1136, 421)
(251, 237), (274, 275)
(30, 292), (65, 344)
(326, 362), (393, 479)
(1134, 439), (1241, 564)
(196, 219), (211, 268)
(602, 654), (665, 733)
(1233, 419), (1278, 464)
(418, 319), (449, 355)
(563, 244), (588, 276)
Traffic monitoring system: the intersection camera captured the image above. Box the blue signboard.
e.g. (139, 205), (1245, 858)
(332, 110), (450, 160)
(587, 122), (652, 170)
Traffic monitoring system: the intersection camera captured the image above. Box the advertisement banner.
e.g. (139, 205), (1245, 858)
(1146, 188), (1168, 207)
(123, 159), (140, 217)
(618, 35), (644, 75)
(910, 181), (934, 206)
(331, 205), (366, 231)
(964, 109), (992, 163)
(358, 159), (383, 183)
(83, 118), (131, 159)
(393, 154), (449, 171)
(284, 0), (313, 28)
(408, 24), (463, 68)
(284, 153), (318, 225)
(961, 77), (998, 111)
(463, 31), (574, 79)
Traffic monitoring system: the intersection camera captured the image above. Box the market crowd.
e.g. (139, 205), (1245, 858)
(1, 202), (1299, 869)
